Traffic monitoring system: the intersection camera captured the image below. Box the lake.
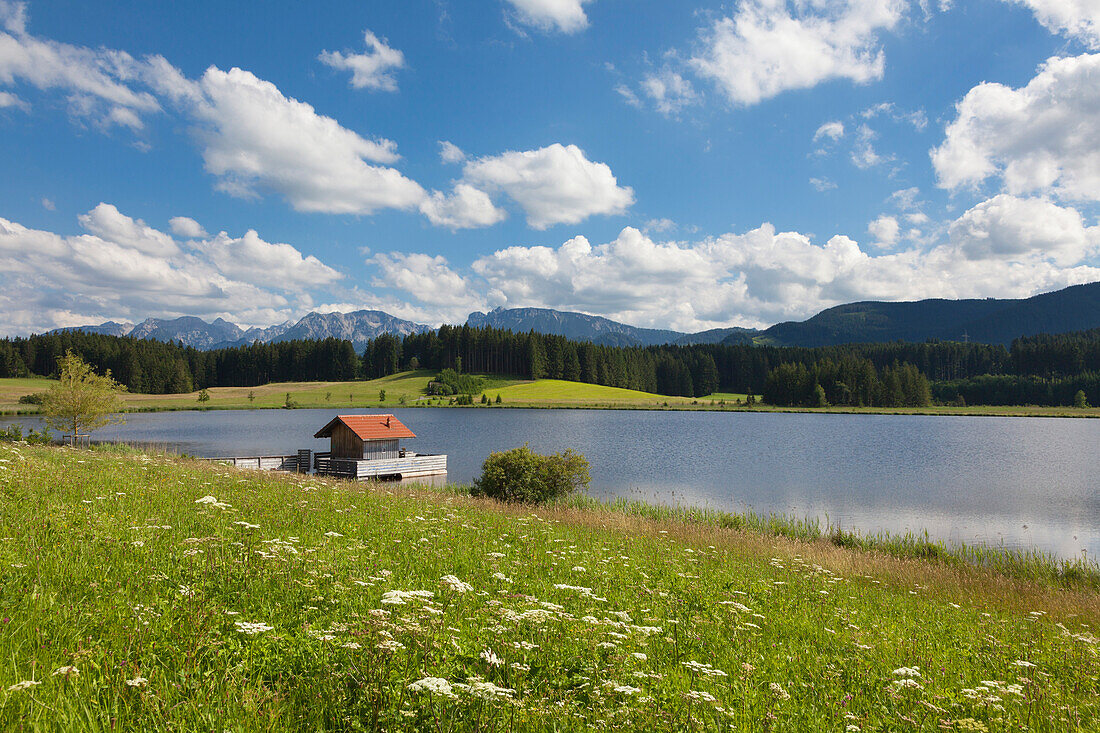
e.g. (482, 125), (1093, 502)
(4, 408), (1097, 561)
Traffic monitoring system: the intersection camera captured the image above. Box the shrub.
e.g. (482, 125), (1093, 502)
(471, 444), (590, 504)
(18, 393), (45, 405)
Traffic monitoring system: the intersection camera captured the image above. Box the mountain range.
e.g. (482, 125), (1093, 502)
(49, 281), (1100, 351)
(51, 310), (431, 353)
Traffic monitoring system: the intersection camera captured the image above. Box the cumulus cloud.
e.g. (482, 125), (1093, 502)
(948, 194), (1099, 266)
(688, 0), (906, 106)
(372, 203), (1100, 332)
(0, 88), (24, 109)
(1007, 0), (1100, 48)
(462, 143), (634, 229)
(504, 0), (593, 34)
(419, 183), (508, 230)
(169, 216), (207, 239)
(0, 0), (160, 128)
(813, 120), (845, 142)
(641, 69), (697, 116)
(810, 177), (838, 191)
(367, 251), (487, 323)
(318, 29), (406, 92)
(439, 140), (466, 164)
(179, 66), (426, 215)
(0, 203), (341, 335)
(868, 215), (900, 248)
(932, 53), (1100, 201)
(851, 124), (887, 168)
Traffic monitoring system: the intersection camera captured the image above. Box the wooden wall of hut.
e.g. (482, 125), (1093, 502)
(363, 439), (401, 460)
(330, 423), (364, 459)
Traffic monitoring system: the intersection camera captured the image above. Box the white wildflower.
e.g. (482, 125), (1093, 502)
(233, 521), (260, 530)
(572, 566), (586, 573)
(124, 676), (148, 688)
(440, 575), (474, 594)
(234, 621), (274, 635)
(52, 665), (79, 678)
(491, 572), (513, 583)
(463, 681), (514, 701)
(892, 678), (923, 689)
(194, 495), (218, 504)
(614, 684), (641, 695)
(685, 690), (717, 702)
(892, 666), (921, 678)
(632, 652), (647, 661)
(480, 648), (504, 667)
(408, 676), (457, 699)
(376, 639), (405, 652)
(1012, 660), (1036, 668)
(324, 531), (344, 538)
(7, 680), (40, 691)
(769, 682), (790, 700)
(682, 660), (728, 678)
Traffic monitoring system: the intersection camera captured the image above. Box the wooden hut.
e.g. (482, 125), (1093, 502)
(312, 414), (446, 480)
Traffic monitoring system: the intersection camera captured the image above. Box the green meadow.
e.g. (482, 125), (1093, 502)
(5, 374), (1098, 416)
(0, 444), (1096, 730)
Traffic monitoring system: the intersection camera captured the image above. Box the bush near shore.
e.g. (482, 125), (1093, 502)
(0, 444), (1096, 731)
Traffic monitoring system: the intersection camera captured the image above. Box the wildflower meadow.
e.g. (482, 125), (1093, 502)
(0, 443), (1096, 730)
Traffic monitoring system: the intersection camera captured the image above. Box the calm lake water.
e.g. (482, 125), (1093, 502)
(4, 408), (1098, 561)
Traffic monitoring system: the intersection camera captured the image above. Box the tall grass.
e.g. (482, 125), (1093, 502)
(0, 443), (1096, 730)
(564, 493), (1100, 591)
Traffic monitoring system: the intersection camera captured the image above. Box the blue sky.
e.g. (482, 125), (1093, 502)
(1, 0), (1099, 336)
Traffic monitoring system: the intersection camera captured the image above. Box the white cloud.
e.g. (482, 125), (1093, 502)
(318, 29), (405, 92)
(614, 83), (642, 108)
(373, 204), (1100, 331)
(199, 228), (341, 287)
(851, 123), (886, 168)
(868, 215), (900, 248)
(641, 69), (697, 116)
(813, 120), (845, 142)
(862, 100), (928, 129)
(462, 143), (634, 229)
(368, 251), (487, 318)
(419, 183), (508, 230)
(866, 212), (902, 246)
(169, 216), (207, 239)
(39, 196), (54, 210)
(948, 194), (1099, 265)
(0, 1), (160, 128)
(644, 217), (677, 233)
(0, 203), (341, 335)
(78, 203), (179, 257)
(504, 0), (593, 34)
(1007, 0), (1100, 48)
(0, 88), (24, 108)
(810, 177), (838, 191)
(439, 140), (467, 164)
(689, 0), (906, 106)
(184, 66), (426, 215)
(932, 53), (1100, 201)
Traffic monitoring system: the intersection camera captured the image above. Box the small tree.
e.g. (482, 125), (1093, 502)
(197, 388), (210, 404)
(43, 351), (125, 446)
(1074, 389), (1090, 408)
(379, 389), (386, 402)
(247, 390), (255, 404)
(495, 394), (502, 404)
(408, 356), (420, 371)
(325, 391), (332, 402)
(471, 445), (589, 504)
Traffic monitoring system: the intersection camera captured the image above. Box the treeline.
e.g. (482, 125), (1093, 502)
(2, 324), (1098, 406)
(763, 359), (932, 408)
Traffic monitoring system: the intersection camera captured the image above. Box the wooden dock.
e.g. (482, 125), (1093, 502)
(313, 452), (447, 480)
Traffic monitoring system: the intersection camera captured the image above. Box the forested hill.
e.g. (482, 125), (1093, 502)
(466, 307), (688, 346)
(751, 282), (1100, 347)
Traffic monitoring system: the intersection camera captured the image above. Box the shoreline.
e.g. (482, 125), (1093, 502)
(4, 401), (1099, 419)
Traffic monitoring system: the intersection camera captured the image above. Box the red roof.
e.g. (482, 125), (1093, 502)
(314, 414), (416, 441)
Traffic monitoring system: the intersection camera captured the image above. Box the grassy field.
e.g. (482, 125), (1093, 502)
(3, 374), (1098, 417)
(0, 444), (1096, 730)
